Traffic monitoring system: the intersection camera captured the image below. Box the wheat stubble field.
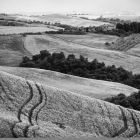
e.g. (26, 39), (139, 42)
(0, 70), (140, 138)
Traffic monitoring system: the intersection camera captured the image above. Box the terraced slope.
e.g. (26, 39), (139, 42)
(0, 66), (138, 99)
(24, 34), (140, 74)
(109, 34), (140, 52)
(127, 43), (140, 57)
(0, 71), (140, 138)
(0, 35), (31, 66)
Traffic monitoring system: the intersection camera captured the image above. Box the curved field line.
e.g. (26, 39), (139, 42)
(112, 106), (128, 137)
(27, 83), (44, 125)
(49, 34), (100, 49)
(10, 81), (34, 137)
(127, 109), (139, 137)
(34, 84), (47, 125)
(18, 81), (34, 122)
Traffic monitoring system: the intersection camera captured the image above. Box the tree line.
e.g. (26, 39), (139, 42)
(20, 50), (140, 90)
(116, 22), (140, 33)
(105, 91), (140, 112)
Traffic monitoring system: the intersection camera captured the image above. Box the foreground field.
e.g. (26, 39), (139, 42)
(24, 34), (140, 74)
(0, 70), (140, 138)
(0, 66), (138, 99)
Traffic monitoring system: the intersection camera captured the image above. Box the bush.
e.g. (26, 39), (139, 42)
(105, 42), (110, 46)
(105, 91), (140, 111)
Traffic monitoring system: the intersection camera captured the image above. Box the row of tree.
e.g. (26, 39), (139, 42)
(20, 50), (140, 90)
(105, 91), (140, 111)
(116, 22), (140, 33)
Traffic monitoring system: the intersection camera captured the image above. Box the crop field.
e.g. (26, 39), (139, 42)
(24, 34), (140, 74)
(108, 34), (140, 52)
(53, 33), (119, 49)
(0, 70), (140, 138)
(127, 43), (140, 57)
(0, 66), (138, 99)
(0, 26), (57, 35)
(0, 35), (31, 66)
(16, 14), (111, 27)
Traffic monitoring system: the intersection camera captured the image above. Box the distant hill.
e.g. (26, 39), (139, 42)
(15, 14), (111, 27)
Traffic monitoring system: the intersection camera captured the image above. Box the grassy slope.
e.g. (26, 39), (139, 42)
(108, 34), (140, 52)
(53, 34), (119, 50)
(127, 43), (140, 57)
(0, 26), (57, 35)
(0, 70), (140, 138)
(0, 66), (138, 99)
(0, 35), (31, 66)
(24, 34), (140, 74)
(15, 14), (111, 27)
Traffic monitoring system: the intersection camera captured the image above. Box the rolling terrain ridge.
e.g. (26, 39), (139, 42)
(0, 70), (140, 138)
(0, 66), (138, 99)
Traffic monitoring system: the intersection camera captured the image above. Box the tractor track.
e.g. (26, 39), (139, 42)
(112, 106), (128, 137)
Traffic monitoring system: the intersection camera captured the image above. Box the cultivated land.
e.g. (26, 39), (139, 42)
(0, 35), (31, 66)
(24, 34), (140, 74)
(15, 14), (111, 27)
(1, 33), (140, 73)
(1, 14), (140, 138)
(0, 26), (57, 35)
(52, 34), (119, 50)
(0, 70), (140, 138)
(0, 66), (138, 99)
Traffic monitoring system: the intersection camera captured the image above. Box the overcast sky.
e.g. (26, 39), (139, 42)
(0, 0), (140, 15)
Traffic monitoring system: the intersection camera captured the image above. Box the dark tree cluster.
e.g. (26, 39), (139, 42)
(46, 23), (86, 35)
(116, 22), (140, 33)
(20, 50), (140, 90)
(105, 91), (140, 111)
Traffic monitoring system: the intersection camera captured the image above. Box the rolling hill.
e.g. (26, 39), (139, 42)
(0, 35), (31, 66)
(0, 66), (138, 99)
(0, 70), (140, 138)
(24, 34), (140, 74)
(0, 26), (57, 35)
(15, 14), (111, 27)
(1, 33), (140, 74)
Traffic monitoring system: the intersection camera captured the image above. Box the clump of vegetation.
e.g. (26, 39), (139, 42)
(46, 23), (86, 35)
(105, 42), (110, 46)
(116, 22), (140, 33)
(20, 50), (140, 90)
(105, 91), (140, 111)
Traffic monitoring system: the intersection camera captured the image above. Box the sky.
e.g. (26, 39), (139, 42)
(0, 0), (140, 15)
